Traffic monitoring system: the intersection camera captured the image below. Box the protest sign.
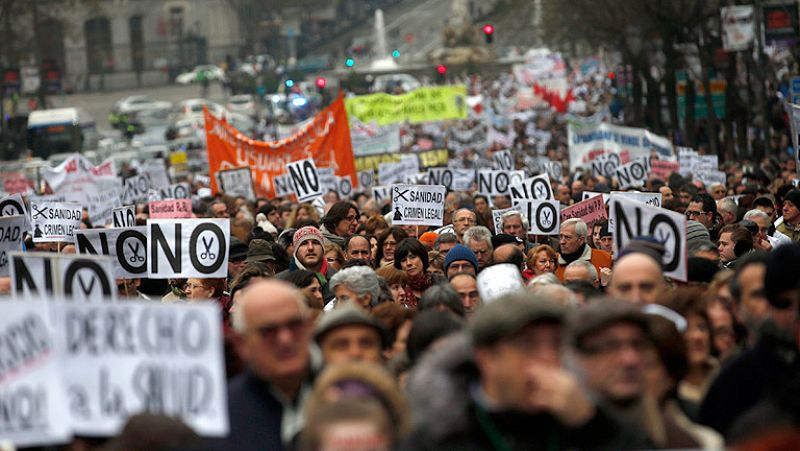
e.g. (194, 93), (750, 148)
(560, 195), (607, 231)
(113, 205), (136, 228)
(405, 172), (428, 184)
(76, 226), (148, 279)
(350, 122), (401, 156)
(217, 167), (255, 200)
(785, 101), (800, 177)
(160, 182), (192, 200)
(122, 174), (151, 205)
(615, 157), (651, 189)
(0, 301), (71, 448)
(141, 158), (171, 191)
(677, 147), (697, 176)
(390, 184), (446, 226)
(590, 153), (621, 178)
(510, 173), (554, 203)
(568, 122), (674, 171)
(0, 192), (29, 228)
(372, 186), (390, 205)
(345, 85), (468, 125)
(609, 196), (688, 281)
(492, 150), (514, 170)
(583, 191), (610, 204)
(492, 206), (521, 234)
(52, 300), (228, 436)
(30, 201), (82, 243)
(148, 219), (229, 278)
(544, 161), (563, 181)
(694, 170), (726, 188)
(477, 170), (525, 196)
(355, 148), (446, 173)
(2, 171), (31, 194)
(427, 167), (454, 189)
(43, 154), (118, 195)
(287, 158), (323, 202)
(477, 264), (524, 303)
(336, 176), (353, 198)
(696, 155), (719, 170)
(206, 95), (357, 199)
(516, 199), (561, 235)
(86, 188), (122, 227)
(0, 215), (25, 276)
(650, 159), (680, 179)
(272, 174), (294, 197)
(358, 170), (375, 189)
(610, 191), (662, 208)
(149, 199), (193, 219)
(317, 167), (337, 193)
(379, 156), (419, 185)
(10, 252), (117, 302)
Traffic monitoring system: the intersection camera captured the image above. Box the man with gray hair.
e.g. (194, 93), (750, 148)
(434, 232), (458, 254)
(556, 218), (612, 282)
(452, 208), (477, 243)
(717, 197), (738, 226)
(743, 208), (790, 249)
(329, 266), (382, 311)
(463, 226), (494, 272)
(563, 260), (599, 287)
(500, 209), (535, 252)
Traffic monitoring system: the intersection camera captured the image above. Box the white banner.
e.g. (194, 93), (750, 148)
(568, 122), (674, 171)
(0, 301), (71, 448)
(148, 219), (230, 278)
(609, 196), (688, 281)
(43, 154), (118, 194)
(52, 300), (229, 436)
(0, 215), (25, 276)
(30, 201), (82, 243)
(217, 167), (256, 200)
(516, 199), (561, 235)
(287, 158), (322, 202)
(721, 5), (755, 52)
(390, 184), (446, 226)
(510, 173), (554, 203)
(75, 226), (149, 279)
(350, 123), (401, 156)
(615, 157), (651, 189)
(10, 252), (117, 302)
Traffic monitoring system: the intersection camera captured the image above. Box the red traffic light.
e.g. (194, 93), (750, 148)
(437, 64), (447, 75)
(483, 24), (494, 35)
(607, 71), (616, 80)
(315, 77), (326, 89)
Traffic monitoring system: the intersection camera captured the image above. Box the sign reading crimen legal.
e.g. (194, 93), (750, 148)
(390, 184), (446, 226)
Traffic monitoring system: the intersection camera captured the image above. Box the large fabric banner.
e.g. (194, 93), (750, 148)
(567, 122), (674, 171)
(206, 95), (357, 199)
(345, 86), (468, 125)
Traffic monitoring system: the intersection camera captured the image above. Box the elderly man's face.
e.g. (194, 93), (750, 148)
(559, 223), (584, 255)
(607, 254), (664, 305)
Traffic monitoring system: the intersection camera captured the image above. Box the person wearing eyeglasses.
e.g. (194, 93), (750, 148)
(214, 279), (316, 451)
(452, 208), (477, 243)
(686, 194), (720, 240)
(320, 201), (360, 249)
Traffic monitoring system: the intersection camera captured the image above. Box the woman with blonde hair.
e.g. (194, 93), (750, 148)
(285, 202), (320, 228)
(523, 244), (558, 280)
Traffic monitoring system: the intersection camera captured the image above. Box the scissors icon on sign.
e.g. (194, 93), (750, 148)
(127, 242), (145, 263)
(200, 236), (216, 260)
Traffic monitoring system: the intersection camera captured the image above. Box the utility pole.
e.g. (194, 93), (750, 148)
(752, 0), (771, 156)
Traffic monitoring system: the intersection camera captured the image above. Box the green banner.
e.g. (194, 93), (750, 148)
(355, 149), (449, 172)
(345, 86), (469, 125)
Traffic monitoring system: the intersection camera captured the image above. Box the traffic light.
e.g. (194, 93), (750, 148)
(315, 77), (326, 90)
(436, 64), (447, 83)
(392, 49), (400, 58)
(483, 24), (494, 44)
(285, 79), (294, 88)
(345, 58), (355, 67)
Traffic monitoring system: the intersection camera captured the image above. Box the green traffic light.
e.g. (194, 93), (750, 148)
(392, 50), (400, 58)
(345, 58), (355, 67)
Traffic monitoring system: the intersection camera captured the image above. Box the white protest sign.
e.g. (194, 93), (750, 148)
(317, 167), (337, 192)
(122, 174), (151, 204)
(615, 157), (651, 189)
(0, 215), (25, 276)
(583, 191), (610, 204)
(477, 170), (525, 195)
(477, 263), (524, 303)
(272, 174), (294, 197)
(159, 182), (192, 200)
(696, 155), (719, 170)
(544, 161), (563, 181)
(677, 147), (697, 176)
(590, 153), (621, 178)
(358, 170), (375, 189)
(287, 158), (322, 202)
(85, 187), (122, 227)
(10, 252), (117, 302)
(492, 206), (521, 234)
(516, 199), (561, 235)
(30, 201), (82, 243)
(0, 301), (71, 448)
(217, 167), (256, 200)
(694, 170), (726, 188)
(372, 185), (390, 205)
(609, 195), (688, 281)
(451, 168), (475, 191)
(492, 150), (514, 170)
(141, 158), (171, 191)
(148, 218), (230, 278)
(390, 184), (446, 226)
(0, 192), (29, 222)
(405, 172), (428, 185)
(76, 226), (149, 279)
(510, 173), (554, 203)
(379, 156), (419, 185)
(113, 205), (136, 228)
(52, 300), (229, 436)
(568, 122), (674, 171)
(428, 167), (454, 189)
(335, 176), (353, 198)
(610, 191), (662, 208)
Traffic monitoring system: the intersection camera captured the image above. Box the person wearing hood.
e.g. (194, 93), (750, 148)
(277, 226), (337, 303)
(320, 201), (359, 249)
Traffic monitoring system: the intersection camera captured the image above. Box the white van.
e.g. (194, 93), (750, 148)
(27, 108), (99, 159)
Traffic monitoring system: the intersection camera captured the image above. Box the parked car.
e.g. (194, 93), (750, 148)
(172, 98), (225, 119)
(226, 94), (257, 118)
(175, 65), (226, 85)
(112, 95), (172, 116)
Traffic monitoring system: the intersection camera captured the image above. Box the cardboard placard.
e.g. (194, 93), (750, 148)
(30, 201), (82, 243)
(10, 252), (117, 302)
(650, 159), (680, 179)
(149, 199), (193, 219)
(694, 170), (726, 188)
(217, 167), (256, 200)
(0, 192), (29, 228)
(112, 205), (136, 228)
(147, 219), (230, 278)
(122, 174), (151, 205)
(159, 182), (192, 200)
(0, 215), (25, 276)
(390, 184), (446, 226)
(286, 158), (323, 202)
(590, 153), (621, 178)
(615, 157), (651, 189)
(492, 150), (514, 170)
(75, 226), (149, 279)
(141, 158), (171, 191)
(492, 206), (522, 235)
(516, 199), (561, 235)
(477, 170), (525, 195)
(509, 173), (554, 202)
(560, 195), (607, 231)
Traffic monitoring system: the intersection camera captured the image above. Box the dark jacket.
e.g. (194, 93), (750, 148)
(207, 368), (285, 451)
(401, 333), (641, 450)
(698, 322), (800, 439)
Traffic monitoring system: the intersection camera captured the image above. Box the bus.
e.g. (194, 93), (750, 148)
(27, 108), (99, 159)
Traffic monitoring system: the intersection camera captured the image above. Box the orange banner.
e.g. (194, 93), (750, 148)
(205, 94), (357, 199)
